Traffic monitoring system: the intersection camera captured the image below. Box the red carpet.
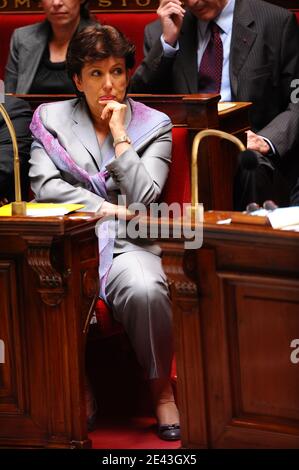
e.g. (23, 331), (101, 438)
(89, 416), (181, 449)
(87, 332), (181, 449)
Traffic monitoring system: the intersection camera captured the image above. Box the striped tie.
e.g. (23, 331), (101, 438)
(198, 21), (223, 94)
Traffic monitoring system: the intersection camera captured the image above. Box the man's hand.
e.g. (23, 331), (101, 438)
(246, 130), (271, 155)
(158, 0), (186, 46)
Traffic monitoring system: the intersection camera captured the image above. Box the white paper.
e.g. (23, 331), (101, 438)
(267, 207), (299, 229)
(27, 207), (69, 217)
(281, 224), (299, 232)
(217, 218), (232, 224)
(249, 208), (268, 216)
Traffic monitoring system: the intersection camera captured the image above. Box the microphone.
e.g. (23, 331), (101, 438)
(263, 200), (278, 211)
(245, 200), (278, 214)
(246, 202), (260, 213)
(0, 100), (27, 215)
(191, 128), (246, 214)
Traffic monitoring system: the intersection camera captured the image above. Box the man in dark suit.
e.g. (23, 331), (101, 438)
(130, 0), (299, 207)
(0, 95), (32, 203)
(290, 179), (299, 206)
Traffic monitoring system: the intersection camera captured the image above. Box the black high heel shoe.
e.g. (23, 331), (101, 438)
(157, 423), (181, 441)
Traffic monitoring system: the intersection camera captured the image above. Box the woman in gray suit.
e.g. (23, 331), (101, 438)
(4, 0), (94, 93)
(29, 24), (180, 441)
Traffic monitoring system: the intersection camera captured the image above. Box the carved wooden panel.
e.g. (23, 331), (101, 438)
(0, 217), (96, 448)
(0, 259), (24, 413)
(161, 242), (208, 449)
(0, 257), (48, 447)
(181, 235), (299, 449)
(225, 277), (299, 421)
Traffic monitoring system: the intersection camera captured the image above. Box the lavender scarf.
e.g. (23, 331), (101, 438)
(30, 98), (171, 301)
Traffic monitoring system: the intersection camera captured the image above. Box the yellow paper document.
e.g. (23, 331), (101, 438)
(0, 203), (84, 217)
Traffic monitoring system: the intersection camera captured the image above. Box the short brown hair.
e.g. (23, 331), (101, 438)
(67, 24), (136, 79)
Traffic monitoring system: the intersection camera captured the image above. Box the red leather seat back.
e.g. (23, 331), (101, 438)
(0, 14), (45, 80)
(162, 127), (191, 206)
(95, 13), (157, 72)
(95, 299), (123, 337)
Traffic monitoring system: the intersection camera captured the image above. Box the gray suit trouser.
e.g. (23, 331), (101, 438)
(105, 250), (173, 379)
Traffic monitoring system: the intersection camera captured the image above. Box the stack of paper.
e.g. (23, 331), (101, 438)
(0, 203), (84, 217)
(267, 207), (299, 231)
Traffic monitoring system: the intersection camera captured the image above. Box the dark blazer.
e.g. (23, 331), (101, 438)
(4, 17), (93, 93)
(0, 96), (32, 201)
(290, 179), (299, 205)
(130, 0), (299, 203)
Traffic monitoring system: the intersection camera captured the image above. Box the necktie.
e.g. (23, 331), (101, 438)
(198, 22), (223, 93)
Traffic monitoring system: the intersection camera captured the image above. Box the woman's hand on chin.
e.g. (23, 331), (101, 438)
(98, 100), (127, 139)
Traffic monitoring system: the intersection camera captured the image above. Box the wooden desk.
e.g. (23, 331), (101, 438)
(160, 212), (299, 448)
(0, 214), (100, 448)
(1, 212), (298, 448)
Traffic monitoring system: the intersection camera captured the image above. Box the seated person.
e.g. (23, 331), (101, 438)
(4, 0), (95, 94)
(0, 95), (32, 204)
(290, 179), (299, 206)
(29, 24), (180, 441)
(130, 0), (299, 208)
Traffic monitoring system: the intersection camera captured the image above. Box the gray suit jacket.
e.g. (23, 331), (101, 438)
(29, 98), (172, 254)
(4, 18), (92, 93)
(130, 0), (299, 173)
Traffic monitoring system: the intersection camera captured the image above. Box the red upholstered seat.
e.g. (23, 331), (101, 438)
(161, 127), (191, 205)
(0, 14), (44, 79)
(98, 13), (157, 71)
(95, 298), (123, 338)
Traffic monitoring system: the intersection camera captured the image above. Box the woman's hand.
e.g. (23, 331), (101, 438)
(98, 100), (127, 141)
(97, 201), (134, 220)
